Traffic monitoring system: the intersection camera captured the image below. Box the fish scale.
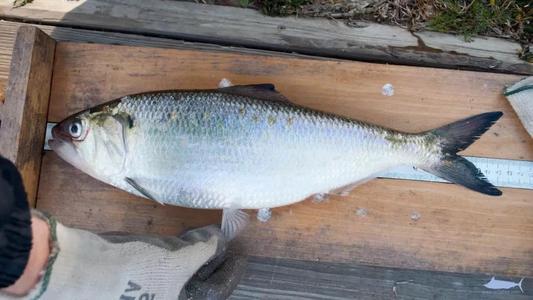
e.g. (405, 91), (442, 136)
(100, 91), (419, 209)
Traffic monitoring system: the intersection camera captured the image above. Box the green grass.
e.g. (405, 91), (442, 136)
(429, 0), (532, 42)
(13, 0), (33, 8)
(255, 0), (312, 16)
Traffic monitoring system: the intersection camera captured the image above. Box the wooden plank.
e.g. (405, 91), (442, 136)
(0, 78), (5, 103)
(0, 20), (324, 82)
(231, 256), (532, 299)
(234, 180), (533, 276)
(0, 26), (55, 206)
(0, 0), (531, 75)
(0, 20), (333, 111)
(36, 42), (533, 276)
(0, 22), (18, 82)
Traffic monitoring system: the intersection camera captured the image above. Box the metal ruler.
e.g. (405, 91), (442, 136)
(44, 123), (533, 190)
(381, 157), (533, 190)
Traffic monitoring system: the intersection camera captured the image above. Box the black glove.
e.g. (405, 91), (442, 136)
(0, 156), (32, 289)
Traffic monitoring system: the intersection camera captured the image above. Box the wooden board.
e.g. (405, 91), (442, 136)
(0, 19), (306, 102)
(0, 20), (328, 83)
(35, 42), (533, 277)
(0, 0), (531, 75)
(232, 256), (532, 299)
(0, 26), (55, 206)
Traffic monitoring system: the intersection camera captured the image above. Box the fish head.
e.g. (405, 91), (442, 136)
(49, 106), (131, 180)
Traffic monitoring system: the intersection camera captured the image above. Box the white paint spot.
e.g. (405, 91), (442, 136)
(356, 208), (368, 217)
(218, 78), (233, 88)
(382, 83), (394, 96)
(452, 281), (464, 287)
(257, 208), (272, 223)
(339, 191), (351, 196)
(484, 277), (524, 293)
(312, 193), (328, 203)
(410, 211), (421, 221)
(393, 280), (413, 296)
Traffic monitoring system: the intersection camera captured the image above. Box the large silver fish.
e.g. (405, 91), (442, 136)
(49, 84), (502, 238)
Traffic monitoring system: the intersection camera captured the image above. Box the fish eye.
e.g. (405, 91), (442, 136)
(68, 120), (83, 138)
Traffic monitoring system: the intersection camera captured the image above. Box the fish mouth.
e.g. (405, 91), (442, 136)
(48, 129), (97, 178)
(48, 124), (70, 156)
(48, 124), (63, 151)
(50, 124), (70, 141)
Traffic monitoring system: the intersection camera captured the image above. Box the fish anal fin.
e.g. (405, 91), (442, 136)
(221, 209), (249, 240)
(125, 177), (164, 205)
(218, 84), (292, 104)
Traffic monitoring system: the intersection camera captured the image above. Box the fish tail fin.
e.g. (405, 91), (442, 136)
(518, 278), (524, 293)
(421, 111), (503, 196)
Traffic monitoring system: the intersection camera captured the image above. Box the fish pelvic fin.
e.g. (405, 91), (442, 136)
(221, 209), (249, 241)
(422, 112), (503, 196)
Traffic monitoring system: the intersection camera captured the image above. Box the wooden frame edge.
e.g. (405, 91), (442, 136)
(0, 26), (56, 207)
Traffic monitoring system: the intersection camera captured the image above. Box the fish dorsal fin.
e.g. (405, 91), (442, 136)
(218, 84), (292, 103)
(221, 208), (249, 240)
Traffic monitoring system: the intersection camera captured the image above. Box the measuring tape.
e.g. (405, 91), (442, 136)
(44, 123), (533, 190)
(381, 157), (533, 190)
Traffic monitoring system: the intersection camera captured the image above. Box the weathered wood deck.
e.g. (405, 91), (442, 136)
(0, 0), (531, 75)
(0, 1), (532, 298)
(232, 257), (532, 299)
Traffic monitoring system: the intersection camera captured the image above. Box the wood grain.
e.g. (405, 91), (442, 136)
(35, 41), (533, 276)
(0, 20), (326, 82)
(0, 26), (55, 206)
(0, 79), (5, 103)
(0, 0), (531, 75)
(231, 256), (532, 299)
(235, 180), (533, 276)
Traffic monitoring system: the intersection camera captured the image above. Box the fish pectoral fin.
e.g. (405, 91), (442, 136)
(221, 208), (249, 240)
(125, 177), (164, 205)
(218, 84), (292, 104)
